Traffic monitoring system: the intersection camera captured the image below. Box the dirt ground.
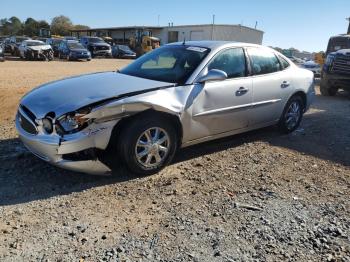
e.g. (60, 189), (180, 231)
(0, 59), (349, 262)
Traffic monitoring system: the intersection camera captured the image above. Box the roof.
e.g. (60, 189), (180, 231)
(70, 24), (263, 33)
(167, 40), (261, 49)
(166, 24), (264, 33)
(71, 25), (163, 32)
(24, 40), (44, 43)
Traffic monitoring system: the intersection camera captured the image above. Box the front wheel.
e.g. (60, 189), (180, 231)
(320, 82), (337, 96)
(279, 96), (304, 133)
(117, 115), (178, 175)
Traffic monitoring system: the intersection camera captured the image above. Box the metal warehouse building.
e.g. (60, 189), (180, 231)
(71, 24), (264, 45)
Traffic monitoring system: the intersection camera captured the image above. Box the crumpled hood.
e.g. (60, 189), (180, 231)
(28, 45), (52, 51)
(20, 72), (174, 119)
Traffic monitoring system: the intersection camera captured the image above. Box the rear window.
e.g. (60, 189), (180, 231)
(247, 47), (281, 75)
(279, 56), (290, 69)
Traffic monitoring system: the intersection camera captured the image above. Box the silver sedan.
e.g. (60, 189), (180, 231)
(16, 41), (315, 175)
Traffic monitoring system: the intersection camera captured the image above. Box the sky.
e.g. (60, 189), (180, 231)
(1, 0), (350, 52)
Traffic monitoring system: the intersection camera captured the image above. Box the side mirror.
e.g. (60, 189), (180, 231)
(196, 69), (227, 83)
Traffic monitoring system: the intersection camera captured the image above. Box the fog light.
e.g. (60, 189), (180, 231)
(42, 118), (53, 134)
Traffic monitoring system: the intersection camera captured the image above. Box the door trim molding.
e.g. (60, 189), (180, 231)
(193, 99), (281, 117)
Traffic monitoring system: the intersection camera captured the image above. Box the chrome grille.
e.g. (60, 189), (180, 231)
(331, 55), (350, 74)
(18, 106), (37, 135)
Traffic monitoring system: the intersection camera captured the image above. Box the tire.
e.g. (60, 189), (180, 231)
(278, 95), (304, 133)
(117, 114), (178, 175)
(320, 82), (337, 96)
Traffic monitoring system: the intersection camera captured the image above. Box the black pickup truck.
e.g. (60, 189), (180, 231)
(320, 35), (350, 96)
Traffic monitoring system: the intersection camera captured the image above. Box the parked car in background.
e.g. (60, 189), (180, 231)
(301, 60), (321, 78)
(58, 40), (91, 61)
(112, 44), (136, 59)
(18, 40), (53, 61)
(0, 36), (7, 43)
(16, 41), (315, 175)
(8, 36), (31, 56)
(34, 37), (49, 43)
(0, 42), (5, 62)
(80, 36), (112, 58)
(46, 38), (64, 57)
(64, 36), (78, 41)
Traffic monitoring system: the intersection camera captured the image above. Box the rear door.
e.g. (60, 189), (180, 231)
(246, 47), (286, 125)
(190, 47), (253, 140)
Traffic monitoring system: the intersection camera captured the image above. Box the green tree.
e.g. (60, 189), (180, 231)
(23, 17), (39, 36)
(0, 16), (23, 35)
(38, 20), (50, 29)
(51, 15), (73, 36)
(73, 24), (90, 30)
(8, 16), (23, 35)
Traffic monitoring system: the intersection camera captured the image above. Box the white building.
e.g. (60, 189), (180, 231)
(71, 24), (264, 45)
(159, 24), (263, 44)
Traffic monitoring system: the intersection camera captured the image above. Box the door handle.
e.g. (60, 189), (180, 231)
(236, 87), (249, 96)
(281, 81), (290, 88)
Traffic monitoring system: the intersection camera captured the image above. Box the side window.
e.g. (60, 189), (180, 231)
(279, 56), (290, 69)
(247, 47), (281, 75)
(208, 48), (246, 78)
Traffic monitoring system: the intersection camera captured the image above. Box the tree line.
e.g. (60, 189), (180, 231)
(0, 15), (90, 36)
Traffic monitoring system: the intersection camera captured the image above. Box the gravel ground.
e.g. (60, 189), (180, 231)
(0, 59), (349, 262)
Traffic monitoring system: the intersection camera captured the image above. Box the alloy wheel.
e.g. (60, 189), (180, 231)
(284, 101), (301, 130)
(135, 127), (170, 169)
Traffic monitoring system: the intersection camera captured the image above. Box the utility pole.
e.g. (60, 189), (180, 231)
(211, 14), (215, 40)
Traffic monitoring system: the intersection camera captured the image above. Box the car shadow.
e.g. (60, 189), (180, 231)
(0, 92), (349, 206)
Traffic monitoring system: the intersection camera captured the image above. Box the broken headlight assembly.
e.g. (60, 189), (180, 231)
(56, 108), (93, 135)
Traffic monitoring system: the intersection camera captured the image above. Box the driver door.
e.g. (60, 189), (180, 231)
(190, 48), (253, 140)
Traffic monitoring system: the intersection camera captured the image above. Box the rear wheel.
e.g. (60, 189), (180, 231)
(279, 95), (304, 133)
(117, 115), (178, 175)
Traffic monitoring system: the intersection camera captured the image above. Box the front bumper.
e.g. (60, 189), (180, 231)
(92, 49), (112, 56)
(16, 114), (119, 175)
(322, 71), (350, 90)
(70, 54), (91, 60)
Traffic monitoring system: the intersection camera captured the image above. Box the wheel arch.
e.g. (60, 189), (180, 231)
(107, 109), (183, 151)
(284, 90), (307, 113)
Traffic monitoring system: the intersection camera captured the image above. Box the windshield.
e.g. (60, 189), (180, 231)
(27, 41), (45, 46)
(89, 37), (104, 43)
(118, 45), (132, 52)
(17, 37), (30, 43)
(68, 42), (85, 49)
(120, 45), (210, 84)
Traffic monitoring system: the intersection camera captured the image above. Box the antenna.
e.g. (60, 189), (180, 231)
(347, 17), (350, 34)
(157, 15), (160, 26)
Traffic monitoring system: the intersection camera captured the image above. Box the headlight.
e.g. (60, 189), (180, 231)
(325, 55), (335, 65)
(42, 118), (53, 134)
(0, 47), (3, 53)
(57, 109), (92, 134)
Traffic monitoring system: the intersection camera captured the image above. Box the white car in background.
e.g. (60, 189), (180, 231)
(18, 40), (54, 61)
